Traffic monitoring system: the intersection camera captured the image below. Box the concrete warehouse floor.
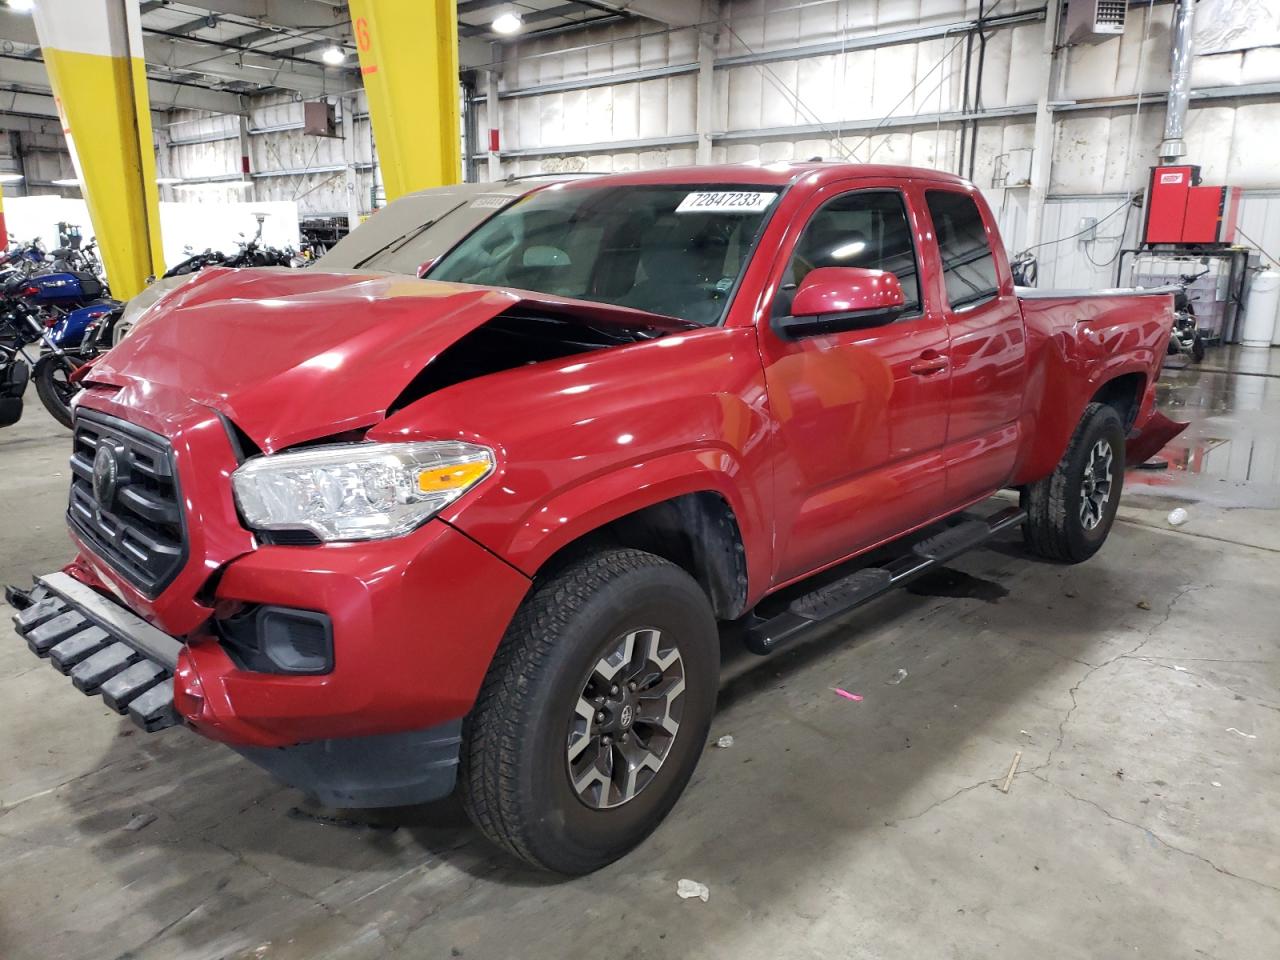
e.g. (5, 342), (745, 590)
(2, 348), (1279, 960)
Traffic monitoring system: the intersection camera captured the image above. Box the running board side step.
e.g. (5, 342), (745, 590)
(744, 506), (1026, 655)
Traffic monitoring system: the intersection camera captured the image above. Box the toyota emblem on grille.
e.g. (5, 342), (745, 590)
(92, 444), (120, 507)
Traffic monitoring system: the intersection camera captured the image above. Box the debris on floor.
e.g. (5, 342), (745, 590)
(831, 687), (863, 702)
(714, 735), (735, 748)
(286, 806), (399, 831)
(887, 668), (909, 685)
(676, 878), (710, 902)
(1167, 507), (1190, 526)
(123, 812), (156, 832)
(1000, 751), (1022, 794)
(1226, 727), (1258, 740)
(1137, 600), (1152, 610)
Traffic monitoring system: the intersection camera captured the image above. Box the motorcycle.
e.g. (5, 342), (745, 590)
(0, 269), (118, 429)
(1166, 263), (1210, 365)
(160, 215), (297, 279)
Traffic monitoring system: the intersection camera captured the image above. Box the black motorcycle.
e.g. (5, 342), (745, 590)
(161, 216), (297, 279)
(0, 277), (93, 429)
(1167, 263), (1210, 364)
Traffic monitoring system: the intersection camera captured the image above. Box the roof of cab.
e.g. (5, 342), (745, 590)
(544, 161), (974, 191)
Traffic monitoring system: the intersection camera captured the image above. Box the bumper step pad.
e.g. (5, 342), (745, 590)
(6, 578), (181, 732)
(49, 626), (112, 673)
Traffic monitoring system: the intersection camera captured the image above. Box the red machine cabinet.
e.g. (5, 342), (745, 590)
(1143, 164), (1241, 246)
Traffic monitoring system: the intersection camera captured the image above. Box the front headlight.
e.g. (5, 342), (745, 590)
(231, 440), (494, 542)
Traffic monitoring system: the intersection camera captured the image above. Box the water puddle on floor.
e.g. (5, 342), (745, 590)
(1125, 346), (1280, 509)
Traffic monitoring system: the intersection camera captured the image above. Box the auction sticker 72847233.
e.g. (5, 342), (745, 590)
(675, 191), (776, 214)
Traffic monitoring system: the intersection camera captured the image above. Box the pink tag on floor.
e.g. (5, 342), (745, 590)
(832, 688), (863, 702)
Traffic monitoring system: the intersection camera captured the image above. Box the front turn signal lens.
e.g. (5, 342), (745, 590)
(416, 458), (492, 493)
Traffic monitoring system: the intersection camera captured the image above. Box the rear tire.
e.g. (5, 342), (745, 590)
(1022, 402), (1125, 563)
(460, 548), (719, 874)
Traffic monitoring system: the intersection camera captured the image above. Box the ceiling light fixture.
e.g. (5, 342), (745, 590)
(8, 0), (35, 13)
(321, 45), (346, 65)
(491, 11), (523, 35)
(51, 178), (81, 187)
(155, 177), (184, 185)
(0, 172), (24, 183)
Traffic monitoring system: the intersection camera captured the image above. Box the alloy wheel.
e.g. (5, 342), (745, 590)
(1079, 438), (1114, 530)
(566, 628), (685, 810)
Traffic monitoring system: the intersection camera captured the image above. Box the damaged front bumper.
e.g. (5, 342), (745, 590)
(6, 572), (182, 731)
(5, 570), (469, 808)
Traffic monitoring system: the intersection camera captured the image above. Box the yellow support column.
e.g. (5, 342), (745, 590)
(349, 0), (461, 202)
(32, 0), (163, 299)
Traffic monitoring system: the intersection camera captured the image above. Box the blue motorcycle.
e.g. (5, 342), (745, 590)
(0, 269), (119, 429)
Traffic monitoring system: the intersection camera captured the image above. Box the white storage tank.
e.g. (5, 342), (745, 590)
(1242, 269), (1280, 347)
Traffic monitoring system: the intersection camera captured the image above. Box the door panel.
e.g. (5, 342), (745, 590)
(757, 182), (952, 585)
(919, 187), (1027, 502)
(943, 299), (1026, 500)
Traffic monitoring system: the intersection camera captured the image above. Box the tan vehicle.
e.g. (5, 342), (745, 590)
(110, 177), (589, 344)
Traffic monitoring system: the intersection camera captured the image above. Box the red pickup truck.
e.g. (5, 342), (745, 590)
(8, 163), (1184, 874)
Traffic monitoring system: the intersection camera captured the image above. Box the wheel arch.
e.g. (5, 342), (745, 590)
(539, 491), (750, 621)
(1089, 370), (1147, 433)
(496, 452), (760, 621)
(1012, 364), (1152, 486)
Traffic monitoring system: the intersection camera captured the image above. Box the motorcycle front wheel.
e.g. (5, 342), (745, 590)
(33, 354), (81, 429)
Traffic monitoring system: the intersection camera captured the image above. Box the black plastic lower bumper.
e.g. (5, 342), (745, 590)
(234, 720), (463, 808)
(6, 573), (183, 731)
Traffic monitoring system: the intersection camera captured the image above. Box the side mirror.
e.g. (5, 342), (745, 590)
(777, 267), (906, 338)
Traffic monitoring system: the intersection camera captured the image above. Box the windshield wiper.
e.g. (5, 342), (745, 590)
(352, 200), (468, 270)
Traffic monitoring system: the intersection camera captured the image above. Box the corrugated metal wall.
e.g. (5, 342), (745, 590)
(163, 93), (377, 218)
(12, 0), (1280, 267)
(484, 0), (1280, 266)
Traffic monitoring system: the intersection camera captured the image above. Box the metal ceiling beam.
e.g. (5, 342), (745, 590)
(141, 0), (347, 29)
(0, 111), (67, 134)
(459, 3), (587, 38)
(142, 34), (358, 95)
(166, 13), (222, 35)
(0, 54), (246, 114)
(580, 0), (698, 27)
(0, 9), (38, 44)
(2, 8), (349, 96)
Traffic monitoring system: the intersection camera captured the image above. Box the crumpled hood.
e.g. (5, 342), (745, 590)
(86, 267), (688, 452)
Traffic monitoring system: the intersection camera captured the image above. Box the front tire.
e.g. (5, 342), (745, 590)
(460, 548), (719, 874)
(33, 354), (79, 429)
(1022, 402), (1125, 563)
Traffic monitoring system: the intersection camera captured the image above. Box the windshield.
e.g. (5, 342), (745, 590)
(426, 184), (782, 325)
(320, 191), (519, 275)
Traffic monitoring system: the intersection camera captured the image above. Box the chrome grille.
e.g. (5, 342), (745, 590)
(68, 410), (186, 597)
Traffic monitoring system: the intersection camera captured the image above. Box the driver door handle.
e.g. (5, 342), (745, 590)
(909, 352), (949, 376)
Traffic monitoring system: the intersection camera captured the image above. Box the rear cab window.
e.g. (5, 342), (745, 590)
(924, 190), (999, 310)
(772, 189), (921, 319)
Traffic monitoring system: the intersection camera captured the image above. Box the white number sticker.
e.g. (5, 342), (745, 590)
(469, 195), (510, 209)
(676, 191), (776, 214)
